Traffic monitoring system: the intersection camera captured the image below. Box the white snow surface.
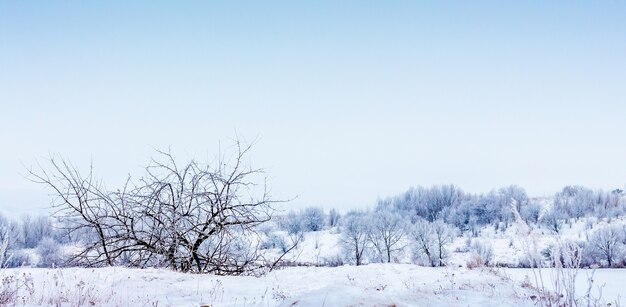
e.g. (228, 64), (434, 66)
(2, 264), (541, 306)
(503, 268), (626, 305)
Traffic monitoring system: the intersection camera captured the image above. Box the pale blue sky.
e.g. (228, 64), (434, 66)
(1, 1), (626, 215)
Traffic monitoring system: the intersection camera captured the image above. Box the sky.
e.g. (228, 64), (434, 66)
(1, 1), (626, 216)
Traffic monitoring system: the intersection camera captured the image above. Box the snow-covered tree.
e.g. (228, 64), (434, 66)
(282, 211), (305, 236)
(368, 210), (407, 263)
(520, 202), (541, 225)
(301, 207), (325, 232)
(340, 211), (370, 266)
(327, 208), (341, 228)
(586, 225), (624, 267)
(411, 219), (456, 267)
(19, 215), (53, 249)
(431, 220), (457, 266)
(423, 185), (457, 222)
(37, 237), (63, 268)
(540, 209), (565, 234)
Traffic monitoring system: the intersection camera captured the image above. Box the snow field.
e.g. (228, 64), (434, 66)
(1, 264), (538, 306)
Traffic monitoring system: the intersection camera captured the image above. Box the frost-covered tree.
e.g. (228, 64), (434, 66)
(424, 185), (463, 222)
(431, 220), (456, 266)
(540, 209), (565, 234)
(281, 211), (305, 236)
(520, 202), (542, 225)
(340, 211), (370, 266)
(280, 207), (325, 233)
(602, 189), (626, 218)
(301, 207), (325, 232)
(0, 215), (16, 251)
(376, 185), (464, 223)
(445, 198), (480, 231)
(327, 208), (341, 228)
(477, 186), (528, 229)
(554, 186), (595, 220)
(411, 219), (456, 267)
(19, 215), (53, 249)
(37, 237), (63, 268)
(411, 219), (435, 266)
(368, 210), (407, 263)
(586, 225), (624, 267)
(0, 225), (10, 268)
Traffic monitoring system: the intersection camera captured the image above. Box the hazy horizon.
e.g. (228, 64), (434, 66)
(2, 1), (626, 216)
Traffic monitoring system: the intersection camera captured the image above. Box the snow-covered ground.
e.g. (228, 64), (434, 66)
(504, 268), (626, 304)
(4, 206), (626, 306)
(2, 264), (622, 306)
(0, 264), (536, 306)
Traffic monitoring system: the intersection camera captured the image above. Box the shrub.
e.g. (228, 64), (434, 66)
(466, 253), (484, 269)
(282, 211), (304, 235)
(3, 250), (31, 268)
(470, 241), (493, 266)
(37, 237), (63, 268)
(301, 207), (325, 232)
(260, 234), (287, 252)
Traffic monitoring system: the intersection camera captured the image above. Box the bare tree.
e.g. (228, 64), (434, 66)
(28, 141), (279, 274)
(340, 211), (370, 266)
(411, 219), (455, 267)
(327, 208), (341, 228)
(368, 211), (407, 263)
(411, 219), (435, 266)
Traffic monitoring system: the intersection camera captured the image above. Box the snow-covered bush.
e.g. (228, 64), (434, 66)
(260, 234), (287, 252)
(4, 250), (31, 268)
(301, 207), (325, 232)
(279, 207), (325, 233)
(470, 240), (493, 266)
(321, 254), (344, 267)
(281, 211), (305, 236)
(37, 237), (63, 268)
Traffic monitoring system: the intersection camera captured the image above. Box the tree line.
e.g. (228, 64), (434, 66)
(7, 141), (626, 274)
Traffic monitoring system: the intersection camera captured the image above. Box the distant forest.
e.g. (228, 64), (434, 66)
(2, 182), (625, 272)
